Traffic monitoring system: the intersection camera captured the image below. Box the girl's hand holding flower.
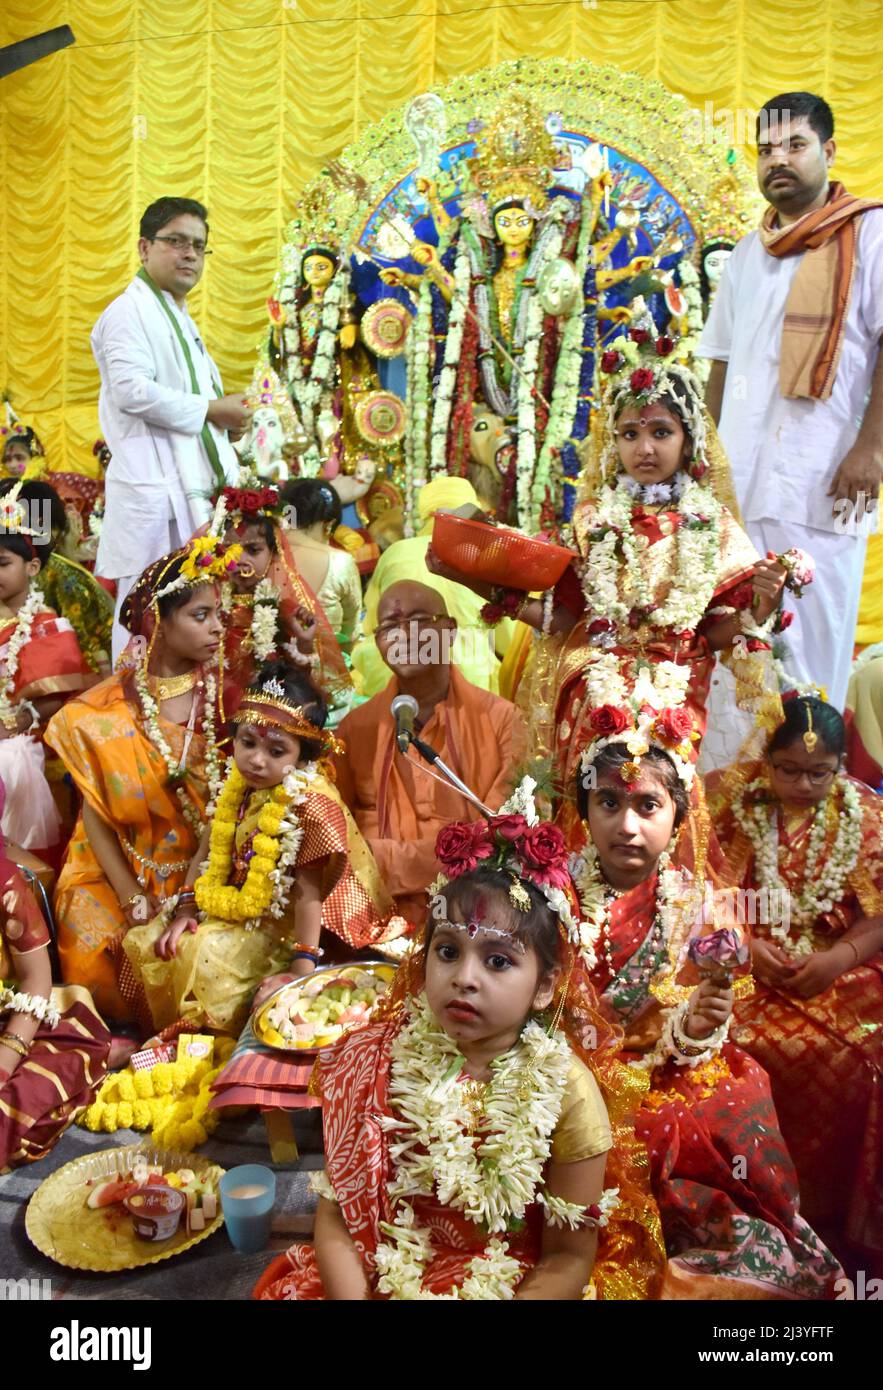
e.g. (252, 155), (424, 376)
(684, 977), (734, 1040)
(154, 912), (198, 960)
(750, 554), (788, 621)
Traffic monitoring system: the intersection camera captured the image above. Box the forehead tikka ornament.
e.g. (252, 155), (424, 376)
(441, 918), (527, 952)
(803, 703), (818, 754)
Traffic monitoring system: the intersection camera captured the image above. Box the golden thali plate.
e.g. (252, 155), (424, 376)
(26, 1144), (225, 1272)
(253, 960), (397, 1052)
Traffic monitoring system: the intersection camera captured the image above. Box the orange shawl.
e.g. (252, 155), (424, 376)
(759, 180), (883, 400)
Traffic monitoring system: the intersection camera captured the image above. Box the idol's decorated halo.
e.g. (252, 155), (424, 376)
(234, 677), (343, 756)
(597, 315), (710, 483)
(427, 778), (595, 957)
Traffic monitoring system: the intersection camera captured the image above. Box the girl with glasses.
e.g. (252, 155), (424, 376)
(707, 694), (883, 1269)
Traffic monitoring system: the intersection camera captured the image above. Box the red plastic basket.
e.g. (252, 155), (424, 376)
(432, 514), (576, 590)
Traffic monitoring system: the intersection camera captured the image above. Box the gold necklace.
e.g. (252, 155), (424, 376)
(148, 669), (199, 702)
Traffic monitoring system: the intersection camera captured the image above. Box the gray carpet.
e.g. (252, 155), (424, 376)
(0, 1110), (323, 1300)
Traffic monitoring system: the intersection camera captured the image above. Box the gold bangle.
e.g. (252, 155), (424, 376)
(840, 938), (860, 967)
(1, 1034), (30, 1059)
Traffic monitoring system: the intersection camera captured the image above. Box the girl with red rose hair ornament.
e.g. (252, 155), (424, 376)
(427, 324), (810, 846)
(254, 783), (667, 1302)
(571, 729), (843, 1299)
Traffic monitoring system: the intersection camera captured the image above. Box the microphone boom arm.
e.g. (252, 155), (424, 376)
(407, 734), (494, 818)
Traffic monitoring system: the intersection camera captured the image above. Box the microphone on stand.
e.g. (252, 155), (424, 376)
(390, 693), (419, 754)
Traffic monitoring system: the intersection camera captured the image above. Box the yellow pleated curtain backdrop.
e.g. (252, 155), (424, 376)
(1, 0), (881, 636)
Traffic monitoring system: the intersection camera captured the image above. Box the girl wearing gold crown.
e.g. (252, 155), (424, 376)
(254, 788), (665, 1301)
(572, 728), (843, 1298)
(123, 658), (401, 1037)
(706, 695), (883, 1270)
(45, 535), (237, 1025)
(0, 487), (94, 866)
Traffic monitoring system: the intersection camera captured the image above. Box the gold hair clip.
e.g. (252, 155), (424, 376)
(620, 760), (642, 785)
(803, 702), (818, 754)
(508, 878), (531, 914)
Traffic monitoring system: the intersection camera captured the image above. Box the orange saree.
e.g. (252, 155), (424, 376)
(45, 673), (209, 1024)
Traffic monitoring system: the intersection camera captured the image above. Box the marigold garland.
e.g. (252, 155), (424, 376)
(194, 762), (312, 926)
(78, 1038), (235, 1152)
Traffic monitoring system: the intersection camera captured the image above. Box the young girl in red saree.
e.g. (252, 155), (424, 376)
(573, 717), (843, 1299)
(0, 778), (110, 1170)
(707, 695), (883, 1268)
(254, 795), (666, 1301)
(426, 328), (801, 844)
(218, 481), (355, 724)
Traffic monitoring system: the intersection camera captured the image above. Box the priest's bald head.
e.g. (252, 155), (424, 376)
(375, 580), (457, 682)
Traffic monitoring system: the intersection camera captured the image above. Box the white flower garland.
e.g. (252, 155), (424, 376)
(731, 775), (863, 952)
(580, 474), (722, 632)
(570, 843), (687, 976)
(135, 664), (222, 833)
(250, 578), (281, 664)
(514, 290), (545, 529)
(0, 987), (60, 1030)
(370, 996), (618, 1299)
(383, 997), (576, 1231)
(284, 266), (347, 476)
(0, 588), (42, 730)
(375, 1206), (525, 1301)
(429, 241), (471, 478)
(404, 278), (433, 535)
(264, 763), (315, 923)
(677, 260), (707, 382)
(531, 190), (596, 529)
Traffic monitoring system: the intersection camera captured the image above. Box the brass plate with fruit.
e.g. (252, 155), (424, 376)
(253, 961), (397, 1052)
(26, 1145), (225, 1272)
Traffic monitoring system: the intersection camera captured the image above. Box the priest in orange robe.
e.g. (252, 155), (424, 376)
(334, 580), (526, 925)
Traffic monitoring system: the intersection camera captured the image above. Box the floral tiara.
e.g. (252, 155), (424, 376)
(579, 703), (699, 790)
(428, 778), (586, 948)
(598, 321), (709, 482)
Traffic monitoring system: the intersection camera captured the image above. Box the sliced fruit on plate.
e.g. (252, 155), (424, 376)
(85, 1178), (142, 1210)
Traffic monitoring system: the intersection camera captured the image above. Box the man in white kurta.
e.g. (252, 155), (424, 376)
(92, 197), (248, 658)
(698, 96), (883, 748)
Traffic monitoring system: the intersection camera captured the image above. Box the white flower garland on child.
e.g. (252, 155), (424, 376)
(0, 588), (43, 731)
(134, 665), (222, 832)
(580, 474), (721, 632)
(0, 987), (60, 1030)
(362, 995), (619, 1299)
(731, 775), (863, 953)
(250, 578), (282, 664)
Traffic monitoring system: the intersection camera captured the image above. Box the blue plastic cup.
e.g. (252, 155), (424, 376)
(220, 1164), (276, 1254)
